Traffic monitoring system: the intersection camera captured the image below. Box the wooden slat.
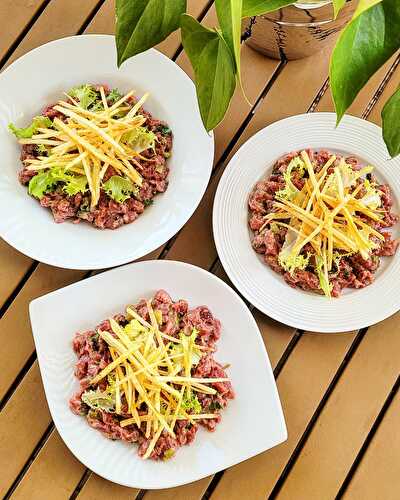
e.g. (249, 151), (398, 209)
(4, 0), (101, 69)
(145, 478), (211, 500)
(343, 389), (400, 500)
(0, 265), (86, 401)
(0, 0), (46, 62)
(211, 333), (356, 500)
(10, 431), (84, 500)
(77, 474), (139, 500)
(0, 241), (31, 311)
(0, 362), (51, 497)
(276, 316), (400, 499)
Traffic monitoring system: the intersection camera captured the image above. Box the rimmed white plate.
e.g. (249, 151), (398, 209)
(29, 260), (287, 489)
(0, 35), (214, 269)
(213, 113), (400, 333)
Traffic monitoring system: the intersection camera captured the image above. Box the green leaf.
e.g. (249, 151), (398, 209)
(9, 116), (53, 139)
(28, 170), (57, 199)
(382, 86), (400, 158)
(242, 0), (295, 17)
(215, 0), (242, 77)
(332, 0), (346, 18)
(181, 14), (236, 132)
(63, 175), (88, 196)
(102, 175), (138, 203)
(330, 0), (400, 123)
(121, 126), (156, 152)
(68, 84), (99, 110)
(115, 0), (186, 66)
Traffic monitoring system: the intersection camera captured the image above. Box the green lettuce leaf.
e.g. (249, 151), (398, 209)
(278, 227), (310, 275)
(102, 175), (138, 203)
(9, 116), (53, 139)
(121, 127), (156, 152)
(68, 84), (99, 110)
(28, 168), (88, 199)
(181, 14), (236, 132)
(82, 375), (116, 413)
(315, 256), (333, 298)
(275, 156), (305, 201)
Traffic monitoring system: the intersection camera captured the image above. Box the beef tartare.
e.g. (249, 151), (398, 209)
(9, 84), (173, 229)
(249, 149), (399, 297)
(69, 290), (234, 460)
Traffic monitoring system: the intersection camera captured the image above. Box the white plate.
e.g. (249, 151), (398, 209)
(29, 260), (287, 489)
(0, 35), (214, 269)
(213, 113), (400, 333)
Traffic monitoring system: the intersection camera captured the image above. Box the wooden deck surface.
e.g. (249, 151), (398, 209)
(1, 1), (399, 499)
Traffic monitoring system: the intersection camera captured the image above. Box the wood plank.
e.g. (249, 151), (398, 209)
(276, 316), (400, 499)
(10, 431), (84, 500)
(0, 265), (86, 401)
(343, 389), (400, 500)
(0, 0), (46, 62)
(0, 241), (31, 311)
(145, 478), (211, 500)
(4, 0), (101, 69)
(77, 474), (139, 500)
(0, 362), (51, 497)
(210, 332), (356, 500)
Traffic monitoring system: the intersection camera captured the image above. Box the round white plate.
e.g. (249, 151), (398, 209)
(0, 35), (214, 269)
(29, 260), (286, 489)
(213, 113), (400, 333)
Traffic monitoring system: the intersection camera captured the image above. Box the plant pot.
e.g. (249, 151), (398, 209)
(243, 0), (357, 60)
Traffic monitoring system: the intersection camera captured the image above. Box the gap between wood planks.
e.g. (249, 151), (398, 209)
(0, 4), (399, 499)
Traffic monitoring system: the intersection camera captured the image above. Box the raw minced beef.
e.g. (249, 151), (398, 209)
(248, 150), (399, 297)
(18, 85), (173, 230)
(69, 290), (234, 460)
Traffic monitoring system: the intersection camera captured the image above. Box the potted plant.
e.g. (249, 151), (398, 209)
(115, 0), (400, 157)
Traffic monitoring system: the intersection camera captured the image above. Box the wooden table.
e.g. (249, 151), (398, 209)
(1, 1), (399, 499)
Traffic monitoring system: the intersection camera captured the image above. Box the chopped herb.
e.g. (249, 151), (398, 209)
(163, 449), (175, 460)
(144, 199), (153, 207)
(208, 401), (222, 411)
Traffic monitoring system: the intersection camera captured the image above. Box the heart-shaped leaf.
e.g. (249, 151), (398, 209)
(330, 0), (400, 123)
(382, 86), (400, 158)
(116, 0), (186, 66)
(242, 0), (296, 17)
(181, 14), (236, 132)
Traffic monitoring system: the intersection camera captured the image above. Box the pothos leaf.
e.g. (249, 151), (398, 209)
(330, 0), (400, 124)
(181, 14), (236, 132)
(382, 85), (400, 158)
(115, 0), (187, 66)
(215, 0), (242, 78)
(242, 0), (296, 17)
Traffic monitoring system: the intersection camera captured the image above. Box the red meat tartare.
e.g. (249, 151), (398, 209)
(69, 290), (234, 460)
(249, 149), (399, 297)
(10, 84), (173, 229)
